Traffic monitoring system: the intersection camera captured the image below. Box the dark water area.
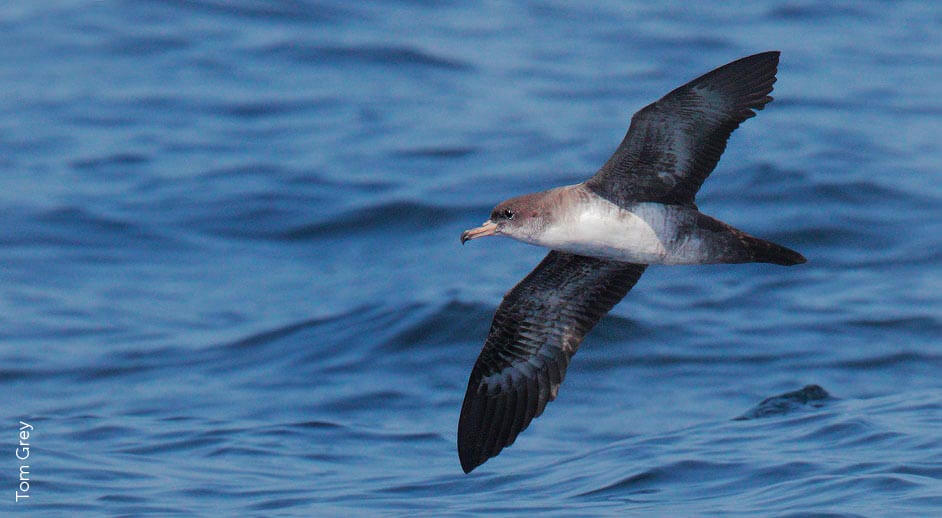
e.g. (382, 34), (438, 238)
(2, 1), (941, 516)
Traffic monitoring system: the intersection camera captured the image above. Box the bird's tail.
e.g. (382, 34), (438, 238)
(743, 235), (806, 266)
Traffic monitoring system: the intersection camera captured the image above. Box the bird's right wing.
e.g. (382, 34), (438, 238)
(586, 51), (779, 205)
(458, 251), (646, 473)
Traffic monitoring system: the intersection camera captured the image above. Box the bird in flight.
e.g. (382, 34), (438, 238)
(458, 51), (804, 473)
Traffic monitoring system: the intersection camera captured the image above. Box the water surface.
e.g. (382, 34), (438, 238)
(1, 1), (941, 516)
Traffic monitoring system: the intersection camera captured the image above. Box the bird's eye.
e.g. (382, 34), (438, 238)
(503, 209), (515, 219)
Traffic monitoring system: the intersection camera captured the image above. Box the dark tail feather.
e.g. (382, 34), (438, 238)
(745, 236), (806, 266)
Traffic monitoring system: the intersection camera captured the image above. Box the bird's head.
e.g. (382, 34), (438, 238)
(461, 192), (549, 245)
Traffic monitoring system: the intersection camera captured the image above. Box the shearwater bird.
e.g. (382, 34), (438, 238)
(457, 51), (805, 473)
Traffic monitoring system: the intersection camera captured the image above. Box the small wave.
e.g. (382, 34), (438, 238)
(260, 43), (472, 71)
(578, 460), (747, 498)
(221, 314), (339, 351)
(68, 425), (137, 442)
(0, 206), (175, 249)
(70, 152), (150, 170)
(768, 3), (873, 20)
(119, 436), (225, 456)
(279, 201), (475, 240)
(391, 146), (479, 159)
(832, 352), (942, 370)
(735, 385), (833, 420)
(210, 97), (337, 120)
(155, 0), (360, 24)
(381, 300), (493, 352)
(846, 316), (941, 335)
(773, 224), (880, 248)
(104, 34), (190, 57)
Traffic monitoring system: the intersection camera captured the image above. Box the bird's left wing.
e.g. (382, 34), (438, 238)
(458, 251), (646, 473)
(586, 51), (779, 205)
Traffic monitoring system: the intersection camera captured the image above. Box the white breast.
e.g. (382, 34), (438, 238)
(533, 200), (675, 263)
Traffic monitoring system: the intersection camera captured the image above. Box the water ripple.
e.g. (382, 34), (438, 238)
(2, 0), (941, 516)
(260, 43), (473, 71)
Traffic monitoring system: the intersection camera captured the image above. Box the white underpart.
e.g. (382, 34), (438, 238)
(525, 198), (705, 264)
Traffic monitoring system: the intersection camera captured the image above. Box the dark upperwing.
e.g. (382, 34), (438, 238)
(585, 51), (779, 206)
(458, 252), (646, 473)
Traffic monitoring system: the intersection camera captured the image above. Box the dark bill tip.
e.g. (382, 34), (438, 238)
(460, 220), (497, 245)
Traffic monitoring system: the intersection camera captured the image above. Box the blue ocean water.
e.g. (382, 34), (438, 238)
(1, 0), (941, 515)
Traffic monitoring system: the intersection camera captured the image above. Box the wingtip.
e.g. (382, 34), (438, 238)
(753, 50), (780, 61)
(458, 434), (484, 473)
(772, 246), (807, 266)
(732, 50), (779, 67)
(457, 389), (487, 474)
(460, 455), (479, 474)
(736, 51), (780, 78)
(780, 247), (807, 266)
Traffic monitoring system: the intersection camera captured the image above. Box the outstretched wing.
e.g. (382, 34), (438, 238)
(586, 51), (779, 206)
(458, 251), (646, 473)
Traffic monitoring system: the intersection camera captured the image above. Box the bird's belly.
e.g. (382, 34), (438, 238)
(535, 205), (682, 264)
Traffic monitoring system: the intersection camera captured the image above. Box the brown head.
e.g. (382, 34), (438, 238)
(461, 191), (555, 245)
